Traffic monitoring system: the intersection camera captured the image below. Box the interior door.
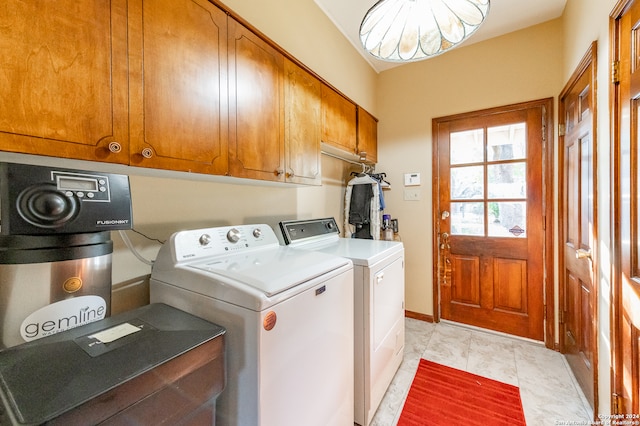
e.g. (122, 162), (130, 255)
(611, 0), (640, 414)
(433, 99), (551, 341)
(559, 41), (598, 411)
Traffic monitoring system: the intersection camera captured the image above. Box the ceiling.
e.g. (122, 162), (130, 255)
(314, 0), (568, 73)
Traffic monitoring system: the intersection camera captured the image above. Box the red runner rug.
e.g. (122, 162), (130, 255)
(397, 359), (526, 426)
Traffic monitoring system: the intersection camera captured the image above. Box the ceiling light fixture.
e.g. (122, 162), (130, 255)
(359, 0), (490, 62)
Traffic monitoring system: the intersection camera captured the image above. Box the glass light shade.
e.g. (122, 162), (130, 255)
(360, 0), (490, 62)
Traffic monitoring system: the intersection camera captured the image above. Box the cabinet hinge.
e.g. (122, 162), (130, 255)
(612, 60), (620, 85)
(543, 305), (547, 321)
(558, 123), (566, 137)
(559, 310), (565, 324)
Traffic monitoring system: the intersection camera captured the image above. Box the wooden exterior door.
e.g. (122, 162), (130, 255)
(611, 0), (640, 415)
(559, 41), (598, 410)
(433, 99), (553, 342)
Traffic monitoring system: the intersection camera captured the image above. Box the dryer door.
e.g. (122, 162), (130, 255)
(369, 255), (405, 420)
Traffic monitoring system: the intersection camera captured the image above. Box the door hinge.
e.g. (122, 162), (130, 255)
(559, 310), (565, 324)
(543, 305), (547, 320)
(558, 123), (566, 137)
(613, 393), (621, 414)
(541, 106), (547, 143)
(612, 60), (620, 85)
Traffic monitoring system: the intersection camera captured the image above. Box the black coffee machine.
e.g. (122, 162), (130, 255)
(0, 162), (133, 348)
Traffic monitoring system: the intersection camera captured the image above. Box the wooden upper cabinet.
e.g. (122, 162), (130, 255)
(321, 84), (357, 155)
(357, 107), (378, 164)
(228, 18), (285, 182)
(128, 0), (228, 174)
(284, 59), (322, 185)
(0, 0), (129, 163)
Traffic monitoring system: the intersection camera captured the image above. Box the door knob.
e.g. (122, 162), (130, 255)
(575, 249), (592, 260)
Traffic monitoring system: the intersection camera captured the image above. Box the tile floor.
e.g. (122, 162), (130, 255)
(371, 318), (593, 425)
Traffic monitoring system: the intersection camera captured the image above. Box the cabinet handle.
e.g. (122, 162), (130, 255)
(275, 169), (284, 176)
(108, 142), (122, 153)
(141, 148), (154, 159)
(376, 272), (384, 283)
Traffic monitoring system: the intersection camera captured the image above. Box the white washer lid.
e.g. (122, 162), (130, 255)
(292, 238), (403, 266)
(189, 246), (350, 297)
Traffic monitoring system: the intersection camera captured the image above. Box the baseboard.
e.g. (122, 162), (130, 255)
(404, 310), (434, 323)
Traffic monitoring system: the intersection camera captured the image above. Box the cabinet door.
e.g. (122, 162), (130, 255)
(357, 107), (378, 164)
(228, 19), (285, 181)
(321, 84), (357, 154)
(284, 59), (321, 185)
(128, 0), (228, 174)
(0, 1), (129, 163)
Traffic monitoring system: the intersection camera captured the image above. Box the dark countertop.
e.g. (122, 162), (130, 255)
(0, 303), (225, 425)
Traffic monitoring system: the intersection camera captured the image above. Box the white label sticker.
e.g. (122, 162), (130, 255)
(90, 323), (141, 343)
(20, 296), (107, 342)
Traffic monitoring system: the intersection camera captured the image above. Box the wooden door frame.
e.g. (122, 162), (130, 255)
(610, 0), (638, 414)
(431, 98), (555, 348)
(558, 40), (599, 411)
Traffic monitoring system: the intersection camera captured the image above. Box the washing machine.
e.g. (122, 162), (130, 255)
(150, 224), (354, 426)
(279, 217), (405, 426)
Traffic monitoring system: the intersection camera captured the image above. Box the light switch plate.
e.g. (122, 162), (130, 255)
(404, 173), (421, 186)
(404, 189), (421, 201)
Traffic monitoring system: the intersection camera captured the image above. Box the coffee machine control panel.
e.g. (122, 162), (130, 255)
(52, 171), (112, 202)
(0, 163), (133, 235)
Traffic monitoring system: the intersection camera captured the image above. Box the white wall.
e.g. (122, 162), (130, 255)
(376, 19), (564, 316)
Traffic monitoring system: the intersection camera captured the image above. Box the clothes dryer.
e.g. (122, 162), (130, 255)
(279, 218), (404, 426)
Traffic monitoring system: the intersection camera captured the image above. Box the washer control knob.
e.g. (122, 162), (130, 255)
(326, 221), (335, 230)
(227, 228), (241, 243)
(253, 228), (262, 239)
(199, 234), (211, 246)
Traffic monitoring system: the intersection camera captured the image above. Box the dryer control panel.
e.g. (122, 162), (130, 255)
(279, 217), (340, 245)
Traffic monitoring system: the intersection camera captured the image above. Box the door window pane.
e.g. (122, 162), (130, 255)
(451, 202), (484, 236)
(488, 202), (527, 237)
(487, 123), (526, 161)
(487, 163), (526, 198)
(451, 166), (484, 199)
(450, 129), (484, 164)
